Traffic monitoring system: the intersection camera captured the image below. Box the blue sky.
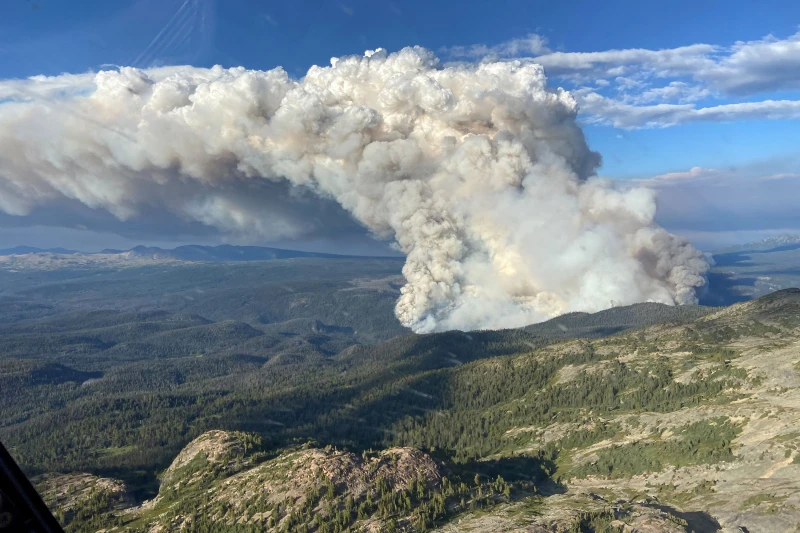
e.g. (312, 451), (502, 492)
(1, 0), (799, 251)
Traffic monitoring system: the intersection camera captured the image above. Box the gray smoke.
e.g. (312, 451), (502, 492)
(0, 47), (709, 332)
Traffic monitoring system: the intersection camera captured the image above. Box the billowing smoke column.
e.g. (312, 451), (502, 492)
(0, 47), (709, 332)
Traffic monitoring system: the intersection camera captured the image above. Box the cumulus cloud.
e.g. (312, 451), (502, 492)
(443, 30), (800, 128)
(0, 47), (709, 331)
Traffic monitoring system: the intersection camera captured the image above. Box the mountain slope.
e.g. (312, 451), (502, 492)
(26, 289), (800, 533)
(40, 430), (692, 533)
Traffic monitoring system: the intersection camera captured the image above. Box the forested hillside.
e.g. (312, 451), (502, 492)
(0, 260), (715, 491)
(4, 259), (800, 532)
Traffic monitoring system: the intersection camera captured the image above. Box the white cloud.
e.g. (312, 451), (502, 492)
(530, 31), (800, 96)
(577, 92), (800, 129)
(443, 30), (800, 128)
(533, 43), (717, 83)
(629, 81), (711, 104)
(760, 172), (800, 181)
(442, 34), (550, 59)
(634, 167), (724, 186)
(614, 76), (646, 91)
(705, 32), (800, 95)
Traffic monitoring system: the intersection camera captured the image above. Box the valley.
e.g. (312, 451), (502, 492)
(1, 253), (800, 532)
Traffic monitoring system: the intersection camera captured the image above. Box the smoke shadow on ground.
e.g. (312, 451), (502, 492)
(644, 503), (721, 532)
(701, 272), (757, 306)
(751, 243), (800, 254)
(712, 243), (800, 267)
(712, 252), (755, 267)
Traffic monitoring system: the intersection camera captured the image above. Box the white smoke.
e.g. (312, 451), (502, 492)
(0, 47), (709, 332)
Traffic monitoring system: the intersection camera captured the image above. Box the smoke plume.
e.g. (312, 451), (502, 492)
(0, 47), (709, 332)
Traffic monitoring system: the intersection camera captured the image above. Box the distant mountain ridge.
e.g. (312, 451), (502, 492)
(712, 234), (800, 254)
(0, 246), (80, 255)
(0, 244), (381, 261)
(116, 244), (353, 261)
